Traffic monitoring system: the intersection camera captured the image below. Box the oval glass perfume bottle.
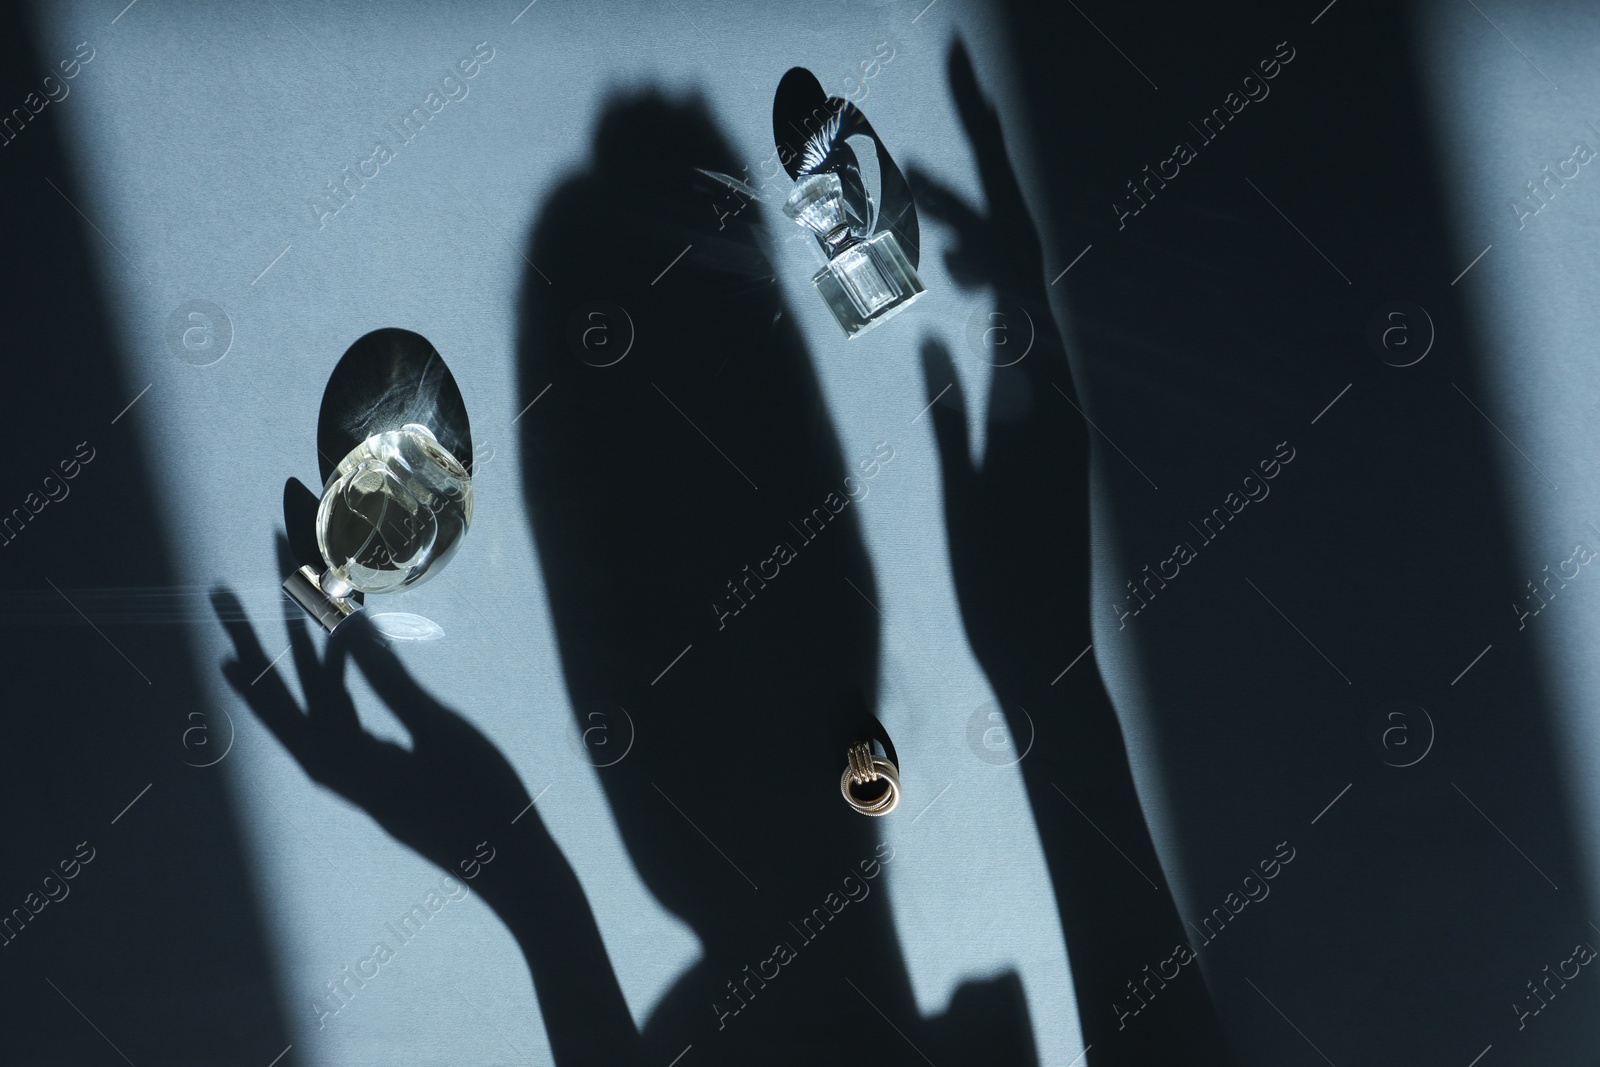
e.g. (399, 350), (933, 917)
(284, 422), (473, 631)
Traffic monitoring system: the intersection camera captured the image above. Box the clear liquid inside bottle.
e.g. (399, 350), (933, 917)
(315, 424), (473, 596)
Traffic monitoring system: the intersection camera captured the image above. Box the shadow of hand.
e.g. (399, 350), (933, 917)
(910, 41), (1092, 673)
(211, 539), (640, 1064)
(905, 41), (1232, 1065)
(211, 541), (530, 882)
(909, 42), (1045, 301)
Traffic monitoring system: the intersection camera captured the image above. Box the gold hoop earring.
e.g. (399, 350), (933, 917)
(841, 740), (900, 816)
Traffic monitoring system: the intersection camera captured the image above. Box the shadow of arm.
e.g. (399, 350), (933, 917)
(213, 570), (640, 1064)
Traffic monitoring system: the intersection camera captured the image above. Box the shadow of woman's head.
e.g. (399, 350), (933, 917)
(591, 90), (743, 180)
(514, 90), (884, 933)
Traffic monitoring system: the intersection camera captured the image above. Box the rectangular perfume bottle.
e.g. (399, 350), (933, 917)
(811, 229), (925, 338)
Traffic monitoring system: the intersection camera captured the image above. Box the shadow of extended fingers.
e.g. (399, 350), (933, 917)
(262, 532), (452, 753)
(211, 586), (312, 756)
(212, 582), (382, 803)
(910, 41), (1043, 297)
(274, 534), (337, 691)
(946, 42), (1030, 232)
(906, 167), (989, 288)
(335, 616), (512, 782)
(338, 615), (443, 720)
(211, 566), (530, 886)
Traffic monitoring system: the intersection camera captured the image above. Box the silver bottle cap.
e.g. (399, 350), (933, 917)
(282, 565), (359, 633)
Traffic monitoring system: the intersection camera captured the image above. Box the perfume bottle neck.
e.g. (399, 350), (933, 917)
(320, 567), (355, 600)
(820, 223), (860, 258)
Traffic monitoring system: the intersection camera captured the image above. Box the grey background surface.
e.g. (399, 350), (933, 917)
(21, 1), (1075, 1064)
(11, 0), (1600, 1064)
